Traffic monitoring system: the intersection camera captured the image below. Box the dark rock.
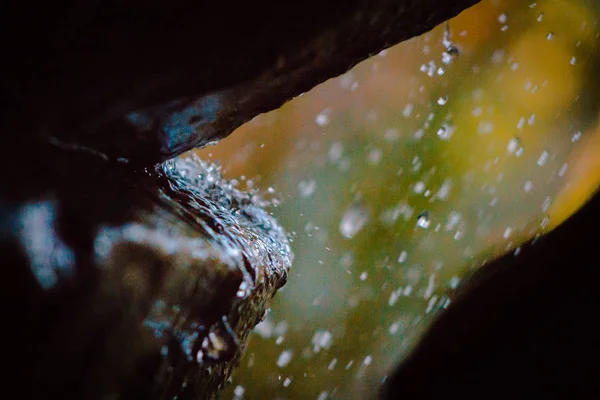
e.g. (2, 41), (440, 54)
(2, 149), (291, 399)
(1, 0), (479, 165)
(382, 188), (600, 398)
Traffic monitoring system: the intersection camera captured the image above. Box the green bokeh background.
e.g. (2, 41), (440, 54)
(195, 1), (600, 398)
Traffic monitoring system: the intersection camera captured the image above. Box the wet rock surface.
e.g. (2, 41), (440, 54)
(3, 149), (291, 399)
(2, 0), (479, 165)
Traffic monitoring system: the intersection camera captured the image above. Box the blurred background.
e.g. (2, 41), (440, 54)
(194, 1), (600, 398)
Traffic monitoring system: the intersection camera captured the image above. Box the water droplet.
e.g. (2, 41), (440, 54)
(537, 150), (549, 166)
(236, 280), (252, 299)
(389, 321), (401, 335)
(298, 179), (317, 198)
(413, 181), (426, 194)
(312, 330), (333, 353)
(315, 110), (331, 126)
(388, 289), (401, 306)
(196, 317), (239, 364)
(328, 358), (337, 370)
(338, 72), (354, 89)
(437, 96), (448, 106)
(570, 56), (577, 65)
(254, 318), (273, 338)
(160, 344), (169, 357)
(546, 32), (554, 40)
(449, 276), (461, 289)
(516, 117), (525, 129)
(442, 298), (452, 309)
(441, 23), (460, 64)
(541, 216), (550, 230)
(328, 142), (344, 162)
(447, 45), (459, 56)
(402, 103), (414, 118)
(368, 148), (383, 165)
(277, 350), (293, 368)
(423, 294), (438, 313)
(442, 49), (457, 65)
(437, 123), (454, 140)
(537, 12), (544, 22)
(339, 204), (370, 239)
(477, 121), (494, 135)
(571, 131), (582, 142)
(515, 147), (524, 157)
(435, 179), (453, 201)
(524, 181), (534, 192)
(445, 211), (462, 231)
(424, 273), (436, 299)
(542, 196), (552, 212)
(384, 128), (401, 141)
(318, 391), (329, 400)
(507, 138), (521, 153)
(416, 211), (431, 229)
(233, 386), (245, 400)
(491, 49), (504, 64)
(420, 60), (438, 77)
(558, 163), (568, 177)
(498, 13), (507, 24)
(398, 251), (408, 263)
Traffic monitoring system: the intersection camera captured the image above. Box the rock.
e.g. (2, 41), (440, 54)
(1, 0), (479, 165)
(2, 149), (291, 399)
(381, 188), (600, 398)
